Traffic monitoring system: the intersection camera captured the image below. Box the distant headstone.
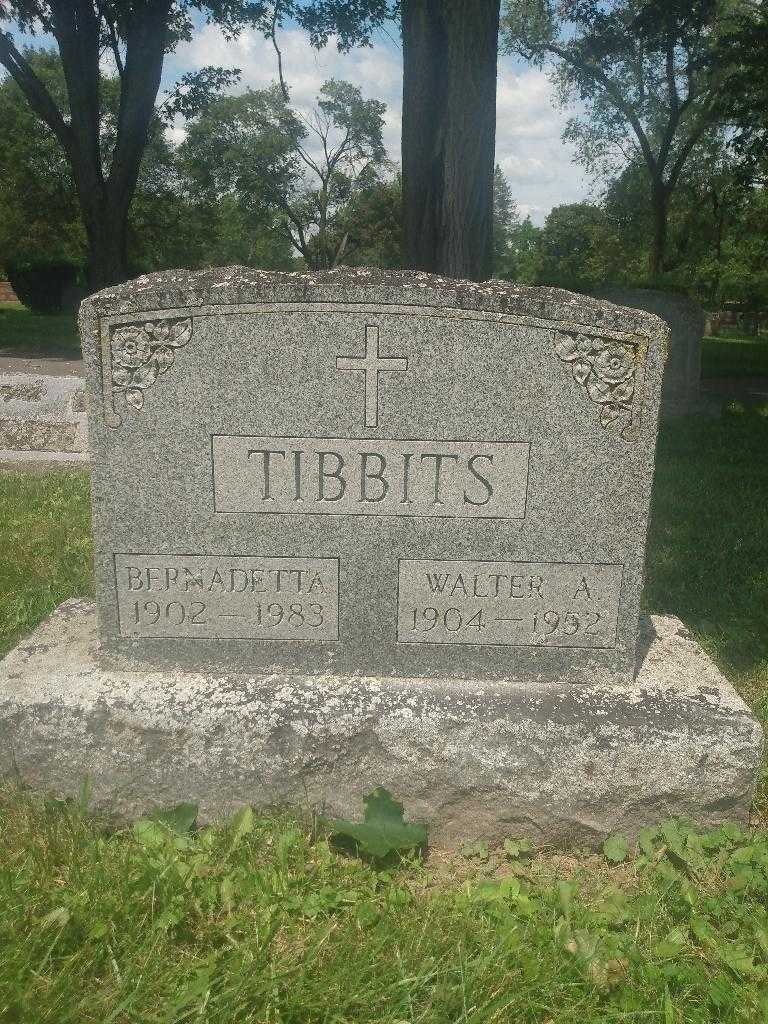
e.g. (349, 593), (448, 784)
(0, 269), (761, 847)
(591, 288), (703, 417)
(0, 372), (88, 460)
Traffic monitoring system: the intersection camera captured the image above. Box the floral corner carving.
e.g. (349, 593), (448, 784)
(553, 330), (640, 439)
(108, 317), (192, 421)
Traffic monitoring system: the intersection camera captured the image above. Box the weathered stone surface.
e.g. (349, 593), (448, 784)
(0, 371), (88, 454)
(591, 288), (703, 417)
(80, 268), (668, 684)
(0, 600), (761, 848)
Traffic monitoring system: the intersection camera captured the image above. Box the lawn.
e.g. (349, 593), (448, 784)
(1, 405), (767, 1022)
(3, 791), (768, 1024)
(0, 302), (80, 358)
(702, 332), (768, 379)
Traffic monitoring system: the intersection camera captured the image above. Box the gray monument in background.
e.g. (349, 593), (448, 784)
(0, 269), (761, 847)
(591, 287), (704, 417)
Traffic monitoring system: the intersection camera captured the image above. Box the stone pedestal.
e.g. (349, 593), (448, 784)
(0, 600), (761, 849)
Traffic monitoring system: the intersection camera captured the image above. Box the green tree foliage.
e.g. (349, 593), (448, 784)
(503, 0), (759, 279)
(0, 49), (83, 270)
(0, 48), (291, 279)
(492, 164), (519, 274)
(491, 165), (543, 283)
(181, 79), (391, 270)
(339, 174), (402, 268)
(537, 203), (621, 292)
(0, 2), (272, 288)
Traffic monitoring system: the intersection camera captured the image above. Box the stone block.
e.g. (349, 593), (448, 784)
(0, 600), (761, 849)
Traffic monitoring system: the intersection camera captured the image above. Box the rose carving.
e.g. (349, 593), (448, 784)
(110, 318), (192, 413)
(553, 330), (637, 435)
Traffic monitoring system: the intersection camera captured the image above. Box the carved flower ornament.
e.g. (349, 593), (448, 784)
(110, 318), (192, 412)
(553, 330), (637, 433)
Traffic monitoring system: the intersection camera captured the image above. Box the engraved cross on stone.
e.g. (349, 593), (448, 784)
(336, 325), (408, 427)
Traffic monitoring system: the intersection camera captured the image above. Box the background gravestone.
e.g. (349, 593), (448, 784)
(0, 269), (762, 848)
(591, 288), (704, 417)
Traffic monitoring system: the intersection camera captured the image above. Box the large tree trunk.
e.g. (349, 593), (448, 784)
(649, 181), (669, 279)
(401, 0), (500, 281)
(83, 201), (130, 291)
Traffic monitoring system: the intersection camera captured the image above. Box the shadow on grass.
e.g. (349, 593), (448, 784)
(0, 303), (81, 358)
(644, 402), (768, 679)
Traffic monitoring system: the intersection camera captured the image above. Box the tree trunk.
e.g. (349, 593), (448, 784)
(649, 182), (669, 279)
(83, 203), (130, 292)
(401, 0), (500, 281)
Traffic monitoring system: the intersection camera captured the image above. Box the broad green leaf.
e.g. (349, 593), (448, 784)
(461, 841), (489, 861)
(638, 826), (658, 856)
(603, 833), (629, 864)
(503, 837), (534, 859)
(229, 805), (255, 849)
(150, 801), (198, 834)
(655, 927), (687, 959)
(133, 819), (168, 849)
(730, 845), (757, 864)
(329, 787), (427, 859)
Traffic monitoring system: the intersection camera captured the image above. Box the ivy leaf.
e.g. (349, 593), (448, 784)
(603, 833), (629, 864)
(329, 787), (426, 859)
(503, 837), (534, 860)
(461, 840), (490, 862)
(149, 801), (199, 834)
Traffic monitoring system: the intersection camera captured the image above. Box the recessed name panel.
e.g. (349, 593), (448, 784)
(397, 559), (623, 648)
(114, 554), (339, 641)
(212, 435), (530, 519)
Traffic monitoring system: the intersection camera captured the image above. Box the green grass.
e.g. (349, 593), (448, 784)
(3, 793), (768, 1023)
(1, 407), (768, 1021)
(0, 472), (92, 656)
(0, 302), (80, 357)
(702, 333), (768, 379)
(644, 402), (768, 678)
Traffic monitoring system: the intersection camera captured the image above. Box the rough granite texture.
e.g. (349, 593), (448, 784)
(0, 600), (761, 848)
(79, 268), (669, 684)
(591, 288), (703, 417)
(0, 372), (88, 453)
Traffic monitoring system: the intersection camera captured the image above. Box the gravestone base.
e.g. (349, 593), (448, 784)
(0, 599), (762, 849)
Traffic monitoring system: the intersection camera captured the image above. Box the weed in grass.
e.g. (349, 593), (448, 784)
(2, 791), (768, 1022)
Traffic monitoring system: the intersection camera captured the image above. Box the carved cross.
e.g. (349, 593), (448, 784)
(336, 325), (408, 427)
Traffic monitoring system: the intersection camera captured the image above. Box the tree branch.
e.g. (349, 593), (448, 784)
(544, 41), (658, 175)
(269, 2), (290, 103)
(108, 0), (172, 208)
(0, 30), (73, 153)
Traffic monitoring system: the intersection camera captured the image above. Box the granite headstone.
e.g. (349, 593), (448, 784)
(0, 269), (761, 847)
(81, 269), (666, 684)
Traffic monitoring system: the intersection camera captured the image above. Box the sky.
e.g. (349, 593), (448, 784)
(4, 16), (592, 226)
(168, 22), (591, 225)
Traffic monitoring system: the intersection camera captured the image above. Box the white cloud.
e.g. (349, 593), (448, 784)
(167, 25), (590, 224)
(495, 59), (589, 222)
(171, 24), (402, 163)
